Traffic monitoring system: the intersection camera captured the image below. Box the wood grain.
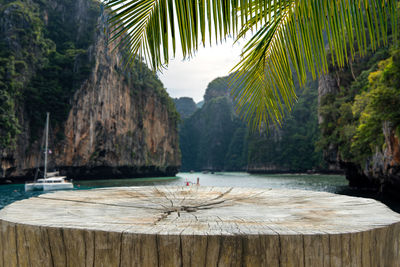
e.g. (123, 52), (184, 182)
(1, 186), (400, 266)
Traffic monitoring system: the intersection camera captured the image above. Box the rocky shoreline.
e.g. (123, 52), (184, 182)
(246, 169), (344, 175)
(0, 165), (179, 185)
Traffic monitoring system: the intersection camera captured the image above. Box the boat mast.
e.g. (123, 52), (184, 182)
(44, 112), (49, 179)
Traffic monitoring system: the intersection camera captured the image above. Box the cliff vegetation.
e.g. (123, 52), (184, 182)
(0, 0), (99, 145)
(318, 35), (400, 192)
(173, 97), (197, 119)
(179, 75), (324, 172)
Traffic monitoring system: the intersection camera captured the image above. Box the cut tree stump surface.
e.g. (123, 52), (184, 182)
(1, 186), (400, 266)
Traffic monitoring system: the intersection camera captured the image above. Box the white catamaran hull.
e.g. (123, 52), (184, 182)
(24, 183), (42, 191)
(25, 177), (74, 191)
(25, 183), (74, 191)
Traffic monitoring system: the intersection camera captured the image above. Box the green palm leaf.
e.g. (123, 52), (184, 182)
(104, 0), (399, 129)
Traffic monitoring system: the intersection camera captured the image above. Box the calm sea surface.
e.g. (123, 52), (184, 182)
(1, 172), (399, 212)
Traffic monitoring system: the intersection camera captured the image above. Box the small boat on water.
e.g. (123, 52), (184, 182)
(25, 113), (73, 191)
(25, 172), (73, 191)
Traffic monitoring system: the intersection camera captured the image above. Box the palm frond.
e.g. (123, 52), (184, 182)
(105, 0), (399, 129)
(231, 0), (399, 129)
(104, 0), (257, 69)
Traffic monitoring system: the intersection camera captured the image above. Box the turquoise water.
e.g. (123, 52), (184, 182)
(0, 172), (349, 210)
(177, 172), (348, 191)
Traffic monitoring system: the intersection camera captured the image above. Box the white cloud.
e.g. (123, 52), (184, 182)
(158, 38), (244, 103)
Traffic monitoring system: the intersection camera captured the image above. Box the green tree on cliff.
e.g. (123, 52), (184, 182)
(105, 0), (399, 128)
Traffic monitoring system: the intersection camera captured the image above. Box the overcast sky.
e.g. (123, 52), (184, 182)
(158, 39), (245, 103)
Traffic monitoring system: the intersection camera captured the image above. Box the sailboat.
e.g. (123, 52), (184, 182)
(25, 112), (74, 191)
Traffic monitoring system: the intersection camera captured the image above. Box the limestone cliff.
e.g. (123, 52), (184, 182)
(58, 15), (180, 179)
(0, 0), (180, 181)
(317, 74), (342, 172)
(317, 47), (400, 196)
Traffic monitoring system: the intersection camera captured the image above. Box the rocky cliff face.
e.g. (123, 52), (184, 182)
(317, 74), (342, 172)
(378, 123), (400, 192)
(318, 60), (400, 197)
(58, 14), (180, 178)
(328, 120), (400, 195)
(348, 121), (400, 193)
(0, 0), (180, 181)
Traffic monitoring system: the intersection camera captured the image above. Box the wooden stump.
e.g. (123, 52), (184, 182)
(1, 186), (400, 266)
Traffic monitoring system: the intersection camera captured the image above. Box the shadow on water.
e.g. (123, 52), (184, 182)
(75, 176), (181, 189)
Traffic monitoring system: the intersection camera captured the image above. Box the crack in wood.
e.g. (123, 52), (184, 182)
(340, 234), (344, 266)
(210, 187), (233, 201)
(241, 234), (245, 267)
(154, 213), (169, 225)
(118, 232), (123, 267)
(37, 196), (164, 211)
(124, 191), (170, 209)
(179, 231), (184, 267)
(155, 234), (160, 267)
(38, 187), (272, 229)
(302, 235), (306, 267)
(0, 221), (3, 267)
(349, 233), (352, 266)
(161, 188), (264, 219)
(14, 224), (19, 267)
(84, 231), (88, 267)
(23, 224), (31, 267)
(278, 233), (282, 267)
(328, 234), (332, 267)
(221, 190), (268, 204)
(45, 228), (55, 267)
(216, 234), (222, 267)
(361, 231), (364, 266)
(189, 213), (199, 222)
(60, 228), (67, 267)
(163, 186), (179, 207)
(187, 187), (233, 209)
(204, 233), (209, 267)
(92, 231), (95, 267)
(154, 198), (231, 225)
(153, 187), (175, 208)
